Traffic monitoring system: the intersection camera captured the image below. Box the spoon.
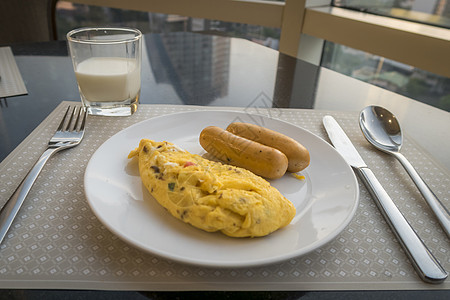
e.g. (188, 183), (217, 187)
(359, 105), (450, 238)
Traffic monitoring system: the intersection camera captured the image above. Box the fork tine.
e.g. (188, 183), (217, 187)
(65, 106), (77, 131)
(57, 106), (71, 131)
(79, 107), (88, 132)
(73, 107), (82, 131)
(73, 106), (87, 132)
(69, 106), (80, 132)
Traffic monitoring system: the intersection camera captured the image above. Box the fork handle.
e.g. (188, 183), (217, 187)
(0, 147), (59, 244)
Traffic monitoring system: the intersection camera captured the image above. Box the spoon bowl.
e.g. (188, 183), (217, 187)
(360, 106), (402, 153)
(359, 105), (450, 237)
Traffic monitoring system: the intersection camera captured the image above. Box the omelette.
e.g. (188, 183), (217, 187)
(128, 139), (296, 238)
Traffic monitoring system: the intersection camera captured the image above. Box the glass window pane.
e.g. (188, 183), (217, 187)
(55, 1), (449, 112)
(55, 1), (281, 50)
(333, 0), (450, 28)
(321, 41), (450, 112)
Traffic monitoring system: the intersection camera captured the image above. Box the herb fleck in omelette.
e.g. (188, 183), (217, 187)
(128, 139), (296, 237)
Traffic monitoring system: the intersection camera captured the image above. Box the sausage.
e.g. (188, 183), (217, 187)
(226, 122), (310, 172)
(199, 126), (288, 179)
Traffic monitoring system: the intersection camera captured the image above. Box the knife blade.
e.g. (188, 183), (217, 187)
(323, 115), (447, 284)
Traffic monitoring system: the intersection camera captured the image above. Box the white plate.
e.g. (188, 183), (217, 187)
(84, 110), (359, 268)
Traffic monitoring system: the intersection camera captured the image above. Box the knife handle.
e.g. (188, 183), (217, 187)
(356, 167), (448, 284)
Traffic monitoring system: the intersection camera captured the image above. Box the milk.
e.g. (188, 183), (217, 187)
(75, 57), (140, 102)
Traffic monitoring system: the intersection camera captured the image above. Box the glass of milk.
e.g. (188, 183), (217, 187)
(67, 27), (142, 116)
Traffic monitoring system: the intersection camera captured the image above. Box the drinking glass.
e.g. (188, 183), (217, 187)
(67, 27), (142, 116)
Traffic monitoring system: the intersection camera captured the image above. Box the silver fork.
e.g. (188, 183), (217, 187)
(0, 106), (87, 244)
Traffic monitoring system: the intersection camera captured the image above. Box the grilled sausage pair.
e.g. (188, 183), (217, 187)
(200, 122), (310, 179)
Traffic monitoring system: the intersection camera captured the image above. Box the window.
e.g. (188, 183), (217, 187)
(321, 0), (450, 111)
(55, 1), (281, 50)
(333, 0), (450, 28)
(55, 0), (450, 112)
(321, 42), (450, 111)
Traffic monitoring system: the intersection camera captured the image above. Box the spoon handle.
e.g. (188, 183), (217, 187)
(356, 167), (448, 283)
(392, 152), (450, 238)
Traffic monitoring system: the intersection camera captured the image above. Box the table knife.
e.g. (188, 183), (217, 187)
(322, 115), (447, 284)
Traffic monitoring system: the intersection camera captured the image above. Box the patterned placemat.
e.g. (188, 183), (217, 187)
(0, 47), (27, 98)
(0, 101), (448, 290)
